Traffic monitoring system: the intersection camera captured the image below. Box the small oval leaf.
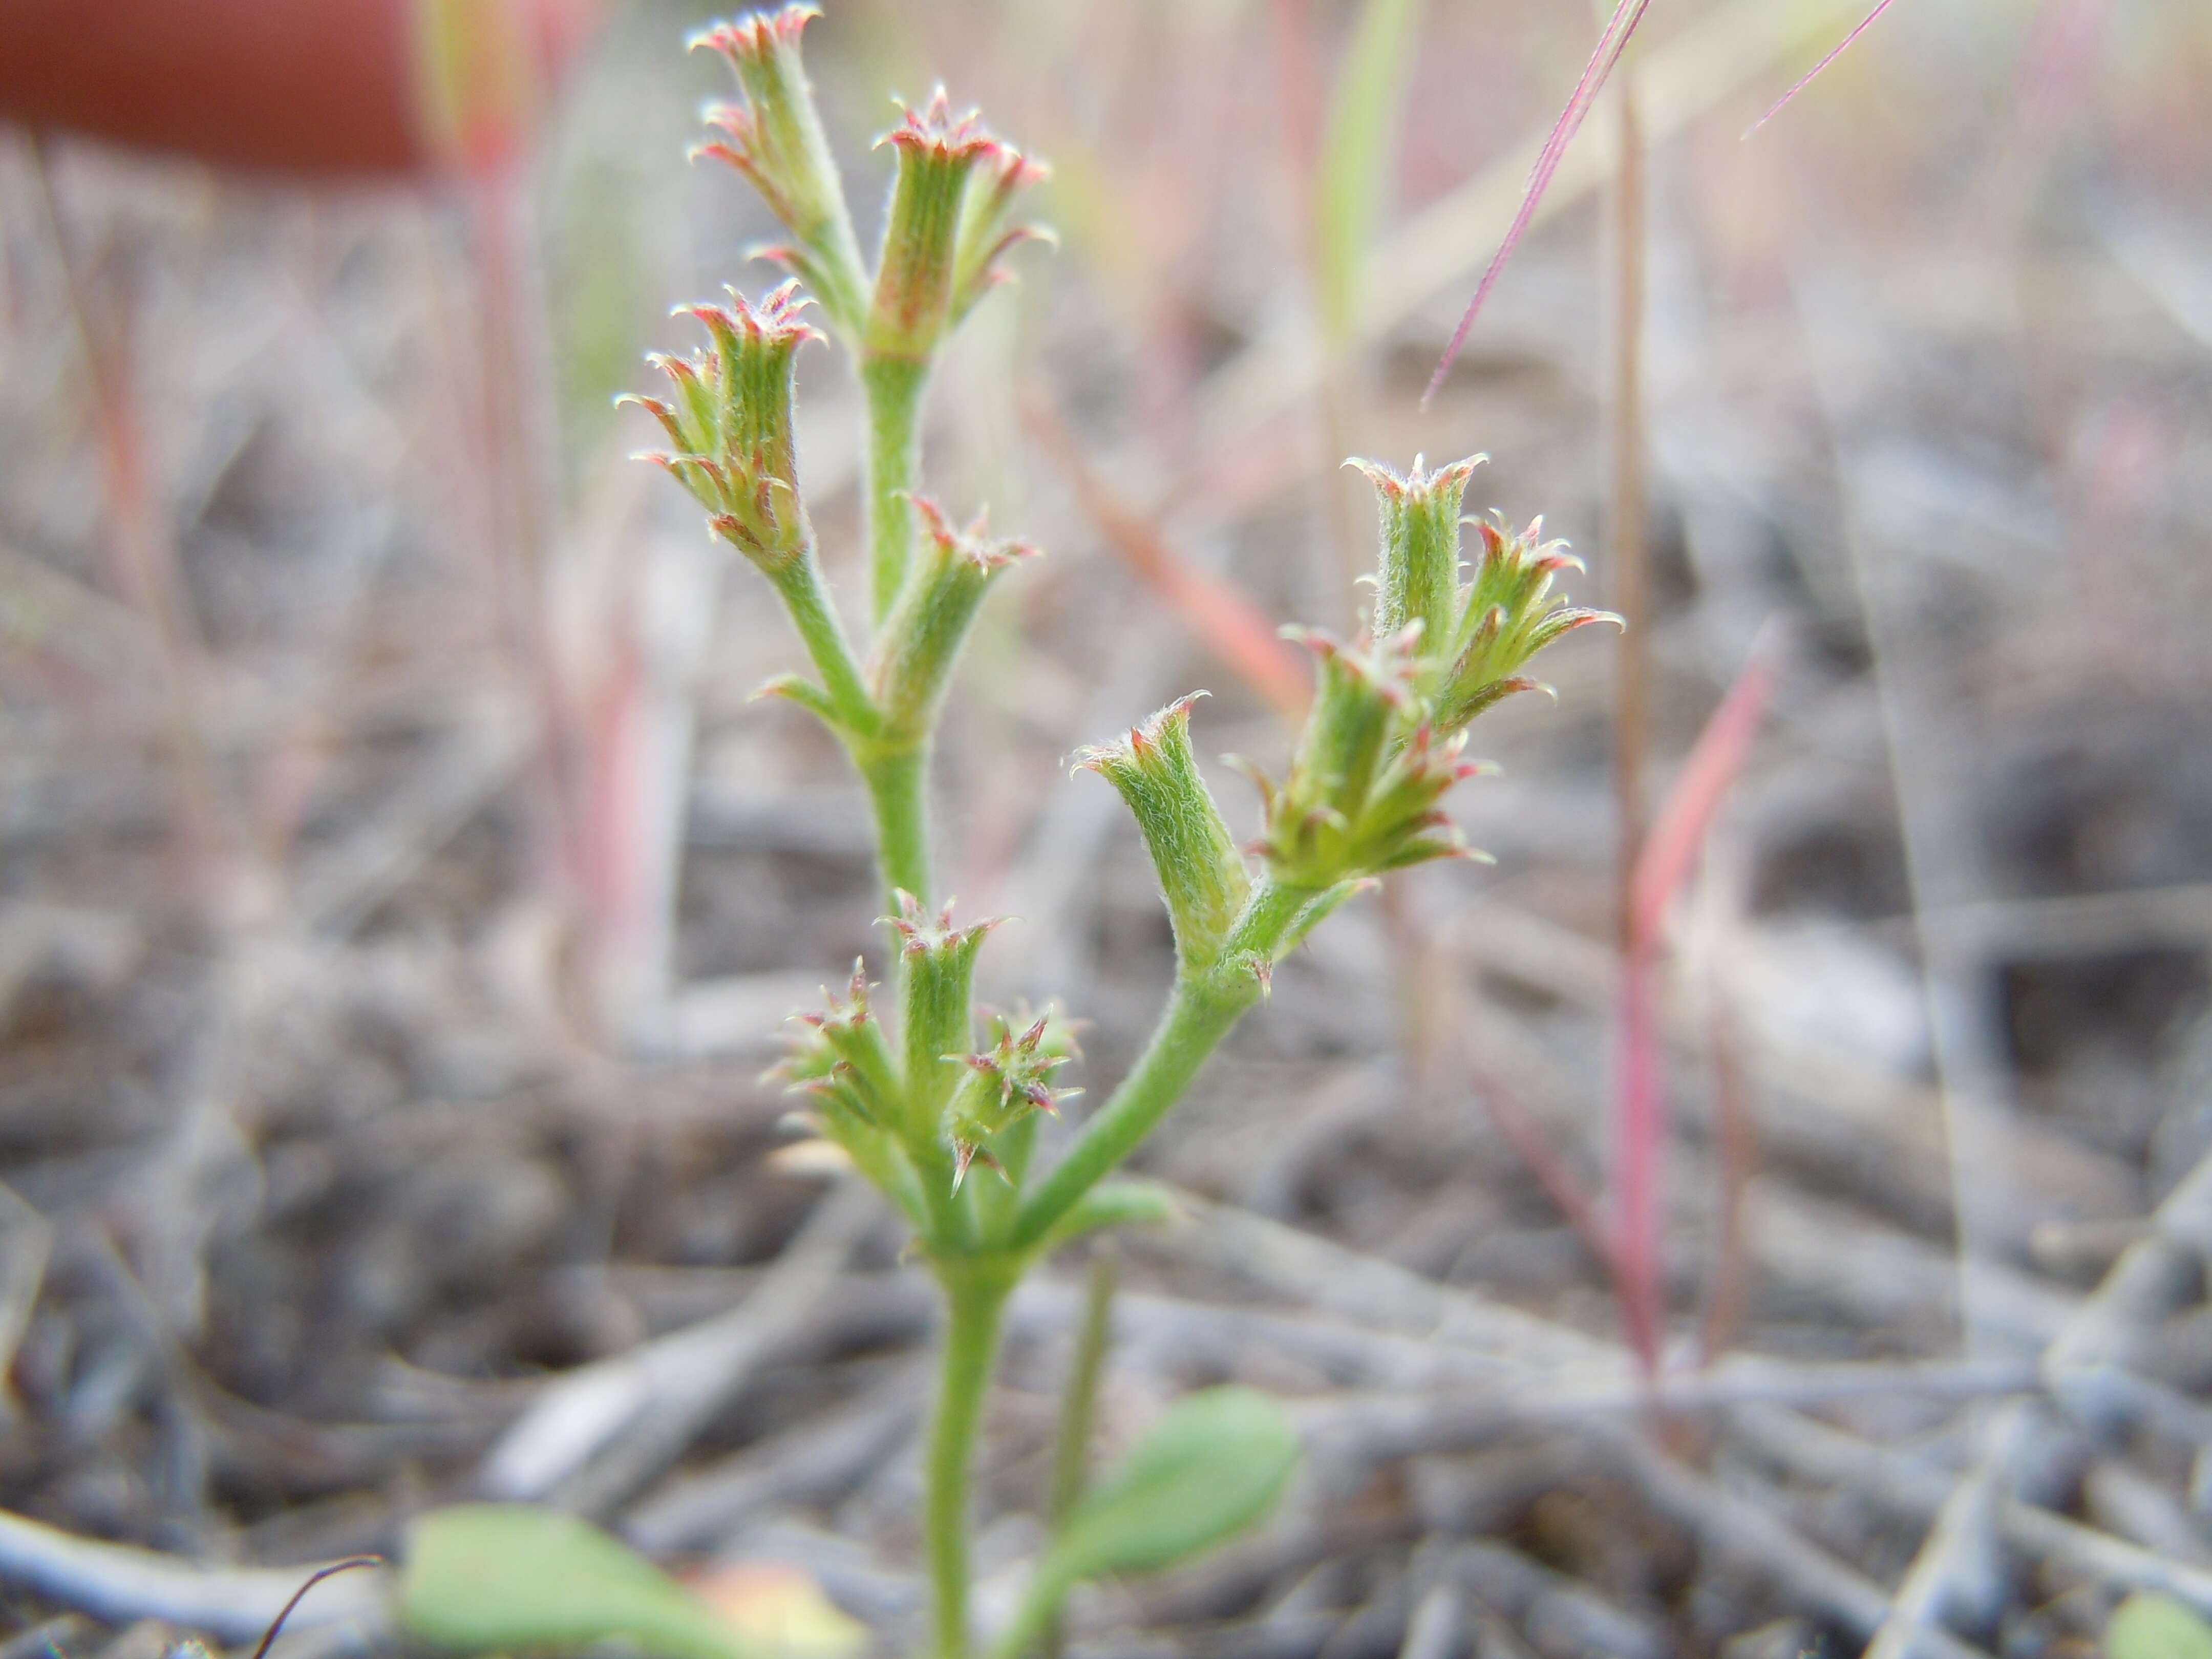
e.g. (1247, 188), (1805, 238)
(2110, 1593), (2212, 1659)
(1046, 1387), (1298, 1582)
(398, 1504), (746, 1659)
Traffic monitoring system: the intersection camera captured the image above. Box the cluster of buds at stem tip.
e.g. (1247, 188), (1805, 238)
(944, 1009), (1080, 1187)
(888, 892), (1002, 1151)
(1350, 455), (1619, 731)
(771, 905), (1078, 1199)
(869, 498), (1036, 740)
(867, 89), (1049, 364)
(622, 280), (821, 571)
(1243, 456), (1615, 886)
(1083, 455), (1614, 945)
(689, 6), (868, 336)
(772, 962), (904, 1164)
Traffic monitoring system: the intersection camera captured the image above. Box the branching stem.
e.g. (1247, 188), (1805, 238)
(864, 353), (930, 622)
(1011, 879), (1310, 1250)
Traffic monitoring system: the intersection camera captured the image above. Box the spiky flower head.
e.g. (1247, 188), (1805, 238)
(624, 280), (822, 570)
(1433, 513), (1617, 731)
(869, 497), (1038, 739)
(887, 891), (1005, 1142)
(1351, 453), (1486, 650)
(772, 960), (903, 1133)
(1074, 694), (1251, 973)
(1348, 459), (1619, 734)
(1243, 629), (1409, 886)
(690, 6), (868, 334)
(868, 89), (1047, 361)
(944, 1008), (1082, 1187)
(950, 136), (1051, 329)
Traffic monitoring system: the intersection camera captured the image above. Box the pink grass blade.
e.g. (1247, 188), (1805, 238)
(1743, 0), (1900, 137)
(1475, 1059), (1614, 1272)
(1630, 626), (1779, 946)
(1611, 626), (1780, 1376)
(1421, 0), (1650, 407)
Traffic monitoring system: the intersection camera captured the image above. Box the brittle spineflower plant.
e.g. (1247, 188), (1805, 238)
(626, 14), (1612, 1657)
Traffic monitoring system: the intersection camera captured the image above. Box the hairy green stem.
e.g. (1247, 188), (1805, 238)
(858, 742), (932, 912)
(928, 1264), (1013, 1659)
(1011, 880), (1311, 1250)
(767, 547), (874, 728)
(863, 353), (930, 623)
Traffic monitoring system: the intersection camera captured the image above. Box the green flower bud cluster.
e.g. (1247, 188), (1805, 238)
(869, 91), (1050, 364)
(1081, 453), (1613, 990)
(944, 1010), (1081, 1187)
(771, 896), (1080, 1242)
(1246, 455), (1615, 888)
(687, 5), (1048, 620)
(690, 6), (869, 336)
(623, 281), (821, 571)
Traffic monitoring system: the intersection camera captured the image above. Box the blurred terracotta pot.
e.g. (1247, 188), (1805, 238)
(0, 0), (595, 175)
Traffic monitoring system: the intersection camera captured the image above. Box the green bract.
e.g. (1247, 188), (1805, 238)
(1075, 695), (1250, 973)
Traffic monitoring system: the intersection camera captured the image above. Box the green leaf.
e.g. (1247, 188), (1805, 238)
(1034, 1181), (1181, 1253)
(398, 1504), (746, 1659)
(988, 1390), (1298, 1659)
(2110, 1593), (2212, 1659)
(1049, 1387), (1298, 1579)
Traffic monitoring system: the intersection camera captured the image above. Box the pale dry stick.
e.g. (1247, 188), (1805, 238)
(622, 1356), (929, 1555)
(479, 1178), (880, 1516)
(1867, 1147), (2212, 1656)
(1601, 1426), (1997, 1659)
(26, 139), (228, 878)
(291, 707), (531, 935)
(1731, 1402), (2212, 1615)
(1796, 272), (2023, 1361)
(2095, 204), (2212, 353)
(1448, 891), (2133, 1242)
(1924, 881), (2212, 962)
(2082, 1461), (2210, 1564)
(1397, 1582), (1462, 1659)
(1458, 964), (2082, 1350)
(1291, 1356), (2036, 1471)
(1428, 1540), (1666, 1659)
(0, 1509), (387, 1645)
(0, 538), (158, 690)
(1604, 65), (1650, 953)
(1159, 1188), (2044, 1414)
(1795, 273), (2122, 1657)
(0, 1181), (52, 1407)
(1747, 1182), (2078, 1350)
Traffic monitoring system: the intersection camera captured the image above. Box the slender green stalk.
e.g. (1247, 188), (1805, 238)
(1011, 881), (1309, 1250)
(927, 1264), (1014, 1659)
(1040, 1251), (1116, 1659)
(863, 353), (930, 623)
(766, 546), (874, 726)
(859, 741), (931, 911)
(1049, 1251), (1116, 1527)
